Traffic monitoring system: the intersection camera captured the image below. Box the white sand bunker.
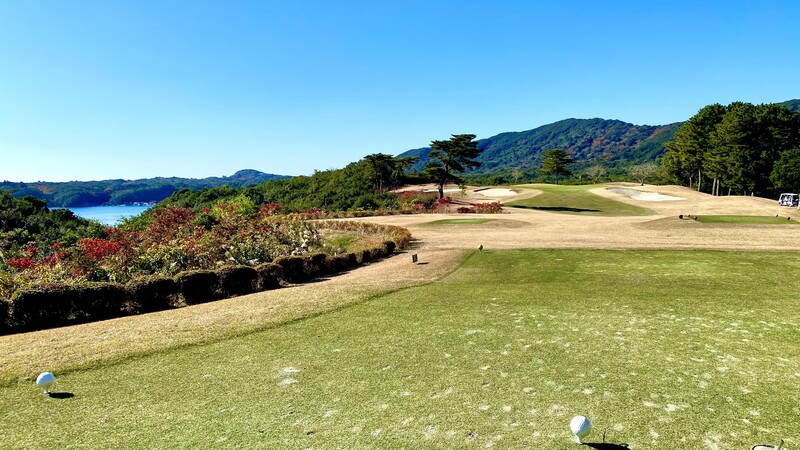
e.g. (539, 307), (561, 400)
(608, 187), (686, 202)
(474, 188), (517, 197)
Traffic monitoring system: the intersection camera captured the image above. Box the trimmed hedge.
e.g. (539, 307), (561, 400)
(0, 299), (9, 333)
(8, 283), (126, 332)
(255, 263), (283, 291)
(273, 256), (308, 284)
(303, 253), (329, 278)
(126, 276), (179, 313)
(357, 249), (372, 264)
(327, 252), (358, 273)
(217, 266), (258, 298)
(1, 237), (402, 335)
(175, 270), (221, 305)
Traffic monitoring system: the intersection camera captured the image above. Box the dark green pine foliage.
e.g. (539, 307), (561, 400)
(0, 191), (105, 253)
(160, 155), (416, 212)
(539, 149), (574, 184)
(423, 134), (483, 198)
(663, 101), (800, 197)
(770, 147), (800, 192)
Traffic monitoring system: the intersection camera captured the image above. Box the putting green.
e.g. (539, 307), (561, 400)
(426, 218), (494, 225)
(507, 185), (654, 216)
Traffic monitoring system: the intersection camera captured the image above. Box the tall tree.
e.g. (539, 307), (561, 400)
(363, 153), (420, 193)
(663, 103), (726, 191)
(770, 148), (800, 193)
(423, 134), (482, 198)
(539, 148), (573, 184)
(363, 153), (396, 193)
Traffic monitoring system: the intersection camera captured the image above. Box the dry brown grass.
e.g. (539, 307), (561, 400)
(3, 183), (797, 384)
(0, 247), (468, 384)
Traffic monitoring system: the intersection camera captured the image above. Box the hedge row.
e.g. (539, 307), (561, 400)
(1, 241), (398, 335)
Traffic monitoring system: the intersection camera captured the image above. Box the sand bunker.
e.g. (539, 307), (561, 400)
(608, 187), (686, 202)
(474, 188), (517, 197)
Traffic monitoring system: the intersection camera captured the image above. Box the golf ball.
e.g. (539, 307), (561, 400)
(36, 372), (55, 391)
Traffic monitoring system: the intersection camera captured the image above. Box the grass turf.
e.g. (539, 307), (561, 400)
(425, 218), (494, 225)
(506, 184), (654, 216)
(694, 215), (799, 225)
(2, 249), (798, 449)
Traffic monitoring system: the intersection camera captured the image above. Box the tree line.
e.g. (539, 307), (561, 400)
(662, 101), (800, 196)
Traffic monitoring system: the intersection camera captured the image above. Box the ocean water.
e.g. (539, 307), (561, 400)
(60, 205), (152, 226)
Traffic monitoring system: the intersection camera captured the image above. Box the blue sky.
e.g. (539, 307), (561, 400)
(1, 1), (798, 182)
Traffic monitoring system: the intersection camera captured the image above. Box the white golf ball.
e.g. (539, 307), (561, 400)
(569, 415), (591, 443)
(36, 372), (55, 392)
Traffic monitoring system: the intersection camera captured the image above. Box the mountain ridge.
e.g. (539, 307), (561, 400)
(399, 118), (683, 176)
(398, 99), (799, 178)
(0, 170), (289, 207)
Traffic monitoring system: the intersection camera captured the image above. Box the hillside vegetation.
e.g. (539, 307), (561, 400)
(401, 119), (682, 180)
(0, 170), (288, 207)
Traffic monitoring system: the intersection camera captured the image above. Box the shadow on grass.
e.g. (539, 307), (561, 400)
(508, 206), (601, 213)
(584, 442), (630, 449)
(47, 392), (75, 399)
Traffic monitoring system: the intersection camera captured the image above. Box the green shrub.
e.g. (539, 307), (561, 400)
(125, 276), (179, 313)
(217, 266), (258, 298)
(175, 270), (221, 305)
(8, 283), (126, 332)
(72, 283), (127, 322)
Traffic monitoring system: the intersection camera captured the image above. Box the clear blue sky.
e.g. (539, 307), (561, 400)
(1, 1), (798, 182)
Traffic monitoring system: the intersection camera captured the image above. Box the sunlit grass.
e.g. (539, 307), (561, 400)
(506, 184), (654, 216)
(2, 249), (797, 449)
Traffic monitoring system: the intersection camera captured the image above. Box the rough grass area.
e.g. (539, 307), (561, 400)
(507, 185), (654, 216)
(426, 218), (494, 225)
(694, 215), (799, 225)
(2, 250), (798, 449)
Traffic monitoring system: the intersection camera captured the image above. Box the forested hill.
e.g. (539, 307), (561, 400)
(0, 169), (289, 207)
(779, 98), (800, 112)
(399, 118), (683, 178)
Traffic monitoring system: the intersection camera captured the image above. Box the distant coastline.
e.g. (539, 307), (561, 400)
(55, 205), (152, 226)
(0, 169), (289, 208)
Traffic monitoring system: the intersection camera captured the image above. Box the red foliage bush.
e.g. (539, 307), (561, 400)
(8, 257), (36, 271)
(260, 203), (285, 216)
(147, 206), (196, 240)
(473, 202), (503, 213)
(78, 238), (121, 261)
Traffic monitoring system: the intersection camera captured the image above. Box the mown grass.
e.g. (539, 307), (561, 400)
(426, 218), (494, 225)
(2, 249), (798, 449)
(694, 215), (799, 225)
(507, 184), (654, 216)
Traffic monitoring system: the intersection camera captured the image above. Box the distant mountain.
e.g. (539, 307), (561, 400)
(778, 98), (800, 112)
(0, 170), (290, 207)
(399, 118), (683, 176)
(400, 98), (799, 178)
